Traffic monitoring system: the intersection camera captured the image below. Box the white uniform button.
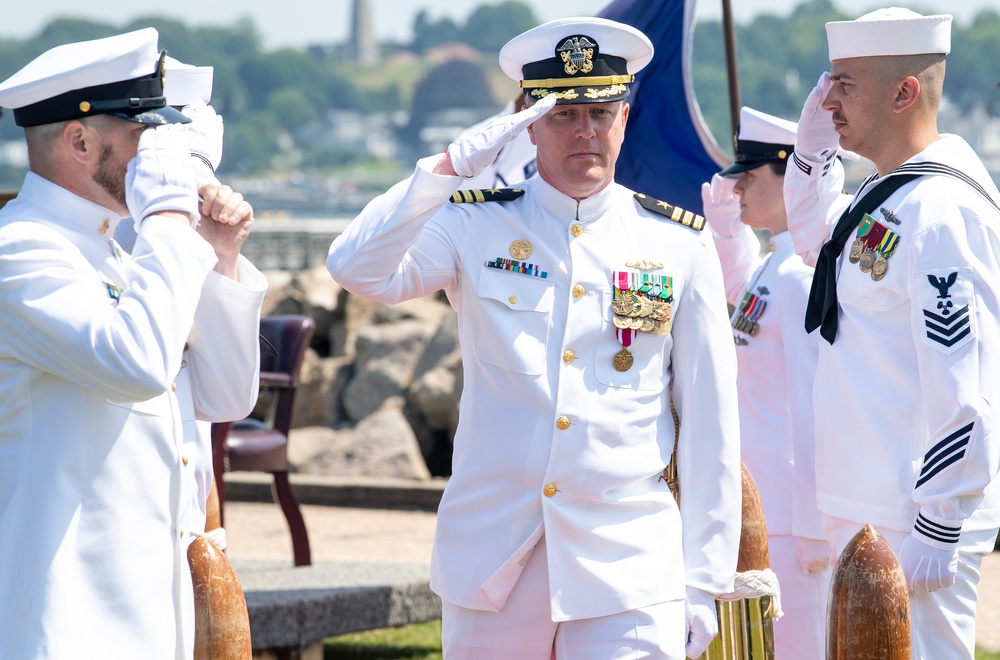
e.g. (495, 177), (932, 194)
(572, 284), (586, 298)
(563, 350), (575, 364)
(570, 223), (584, 237)
(556, 416), (570, 430)
(543, 483), (557, 497)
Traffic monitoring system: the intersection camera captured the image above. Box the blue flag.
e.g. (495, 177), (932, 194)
(599, 0), (728, 214)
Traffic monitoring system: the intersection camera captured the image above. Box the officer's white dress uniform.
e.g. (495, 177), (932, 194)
(0, 30), (265, 660)
(329, 158), (741, 644)
(708, 108), (828, 658)
(330, 19), (741, 658)
(785, 13), (1000, 657)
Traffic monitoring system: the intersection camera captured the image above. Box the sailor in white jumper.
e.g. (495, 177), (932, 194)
(785, 8), (1000, 658)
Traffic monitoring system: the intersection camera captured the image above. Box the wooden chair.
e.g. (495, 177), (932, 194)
(212, 314), (316, 566)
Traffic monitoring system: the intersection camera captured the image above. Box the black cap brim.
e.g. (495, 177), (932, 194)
(719, 159), (769, 177)
(108, 105), (189, 125)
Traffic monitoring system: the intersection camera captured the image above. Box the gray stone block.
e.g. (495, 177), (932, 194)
(233, 559), (441, 653)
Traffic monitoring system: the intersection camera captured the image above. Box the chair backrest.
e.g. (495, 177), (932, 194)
(257, 315), (316, 434)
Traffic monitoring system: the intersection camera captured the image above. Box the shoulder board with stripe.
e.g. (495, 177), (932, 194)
(450, 188), (525, 203)
(634, 193), (705, 231)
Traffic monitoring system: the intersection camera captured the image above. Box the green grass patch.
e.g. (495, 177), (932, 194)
(324, 619), (442, 659)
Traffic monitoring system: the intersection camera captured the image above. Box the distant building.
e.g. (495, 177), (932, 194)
(348, 0), (379, 65)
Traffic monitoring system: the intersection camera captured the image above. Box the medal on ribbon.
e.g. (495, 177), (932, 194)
(870, 226), (899, 281)
(611, 270), (673, 371)
(732, 290), (766, 337)
(614, 328), (634, 372)
(850, 213), (877, 264)
(858, 221), (886, 273)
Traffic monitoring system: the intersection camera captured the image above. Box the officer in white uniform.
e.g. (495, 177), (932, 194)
(784, 9), (1000, 658)
(0, 29), (265, 660)
(327, 17), (742, 660)
(702, 107), (829, 658)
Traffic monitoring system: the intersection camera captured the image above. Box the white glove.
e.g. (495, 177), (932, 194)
(181, 101), (223, 186)
(447, 93), (557, 178)
(125, 124), (200, 228)
(796, 537), (832, 575)
(201, 526), (228, 551)
(700, 174), (742, 237)
(685, 587), (718, 658)
(795, 72), (840, 162)
(898, 533), (959, 597)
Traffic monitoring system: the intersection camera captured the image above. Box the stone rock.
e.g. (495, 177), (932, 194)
(341, 319), (436, 422)
(263, 265), (341, 356)
(293, 352), (353, 428)
(334, 291), (451, 359)
(289, 398), (432, 480)
(408, 353), (461, 433)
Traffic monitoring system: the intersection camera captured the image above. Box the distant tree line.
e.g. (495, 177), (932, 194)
(0, 0), (997, 181)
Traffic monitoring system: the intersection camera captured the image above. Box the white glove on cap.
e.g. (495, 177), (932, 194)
(181, 101), (223, 186)
(447, 93), (557, 178)
(125, 124), (200, 228)
(701, 173), (742, 237)
(685, 587), (718, 658)
(898, 533), (958, 597)
(795, 72), (840, 163)
(796, 537), (832, 575)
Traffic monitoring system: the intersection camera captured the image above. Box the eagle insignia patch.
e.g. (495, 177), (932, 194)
(919, 267), (974, 354)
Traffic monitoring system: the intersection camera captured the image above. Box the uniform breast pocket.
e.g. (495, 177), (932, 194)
(474, 269), (554, 375)
(593, 287), (670, 392)
(838, 262), (908, 312)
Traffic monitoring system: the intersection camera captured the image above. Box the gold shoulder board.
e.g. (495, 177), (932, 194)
(634, 193), (705, 231)
(450, 188), (525, 203)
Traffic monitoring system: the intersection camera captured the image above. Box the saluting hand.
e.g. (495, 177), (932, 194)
(794, 72), (840, 163)
(444, 92), (557, 178)
(701, 174), (742, 238)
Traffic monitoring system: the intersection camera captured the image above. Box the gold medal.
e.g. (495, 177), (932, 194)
(748, 321), (760, 337)
(655, 319), (671, 335)
(871, 254), (888, 281)
(640, 317), (655, 333)
(629, 316), (643, 330)
(613, 347), (634, 372)
(848, 238), (864, 264)
(859, 250), (876, 273)
(611, 298), (634, 316)
(612, 314), (631, 329)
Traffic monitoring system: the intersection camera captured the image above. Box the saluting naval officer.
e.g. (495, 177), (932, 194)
(783, 8), (1000, 658)
(327, 16), (742, 660)
(702, 107), (829, 658)
(0, 29), (265, 659)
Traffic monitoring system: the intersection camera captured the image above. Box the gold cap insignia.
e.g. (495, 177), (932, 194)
(558, 36), (596, 76)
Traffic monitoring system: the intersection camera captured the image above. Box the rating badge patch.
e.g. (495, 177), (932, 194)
(919, 267), (975, 354)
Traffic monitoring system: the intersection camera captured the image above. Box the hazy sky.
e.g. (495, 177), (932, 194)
(2, 0), (993, 51)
